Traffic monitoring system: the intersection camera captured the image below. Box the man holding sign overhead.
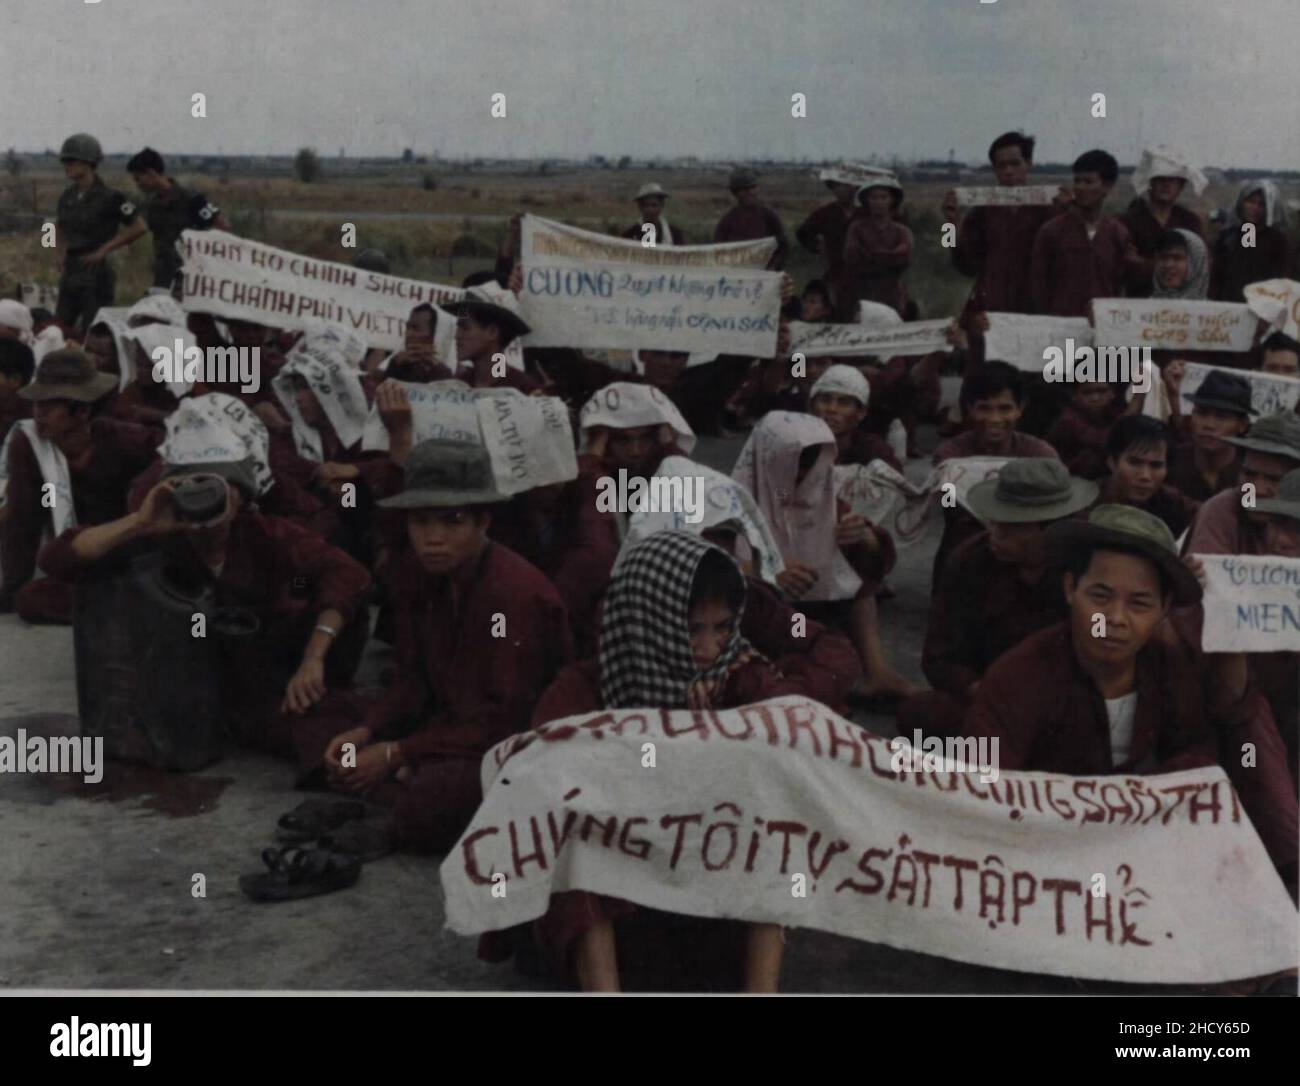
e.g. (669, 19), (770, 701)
(944, 131), (1066, 324)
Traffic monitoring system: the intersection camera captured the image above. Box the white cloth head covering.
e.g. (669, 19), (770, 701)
(858, 300), (904, 328)
(579, 381), (696, 455)
(731, 411), (862, 601)
(272, 342), (369, 461)
(126, 294), (187, 328)
(810, 364), (871, 407)
(1244, 279), (1300, 341)
(297, 320), (369, 369)
(1228, 179), (1285, 230)
(0, 300), (34, 342)
(31, 325), (65, 365)
(161, 393), (274, 496)
(120, 322), (196, 397)
(618, 455), (786, 586)
(1152, 228), (1210, 300)
(1132, 145), (1208, 198)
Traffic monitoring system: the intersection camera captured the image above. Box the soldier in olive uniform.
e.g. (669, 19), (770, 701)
(126, 147), (227, 295)
(54, 133), (147, 335)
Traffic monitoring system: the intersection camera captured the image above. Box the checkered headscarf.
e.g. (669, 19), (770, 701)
(599, 530), (752, 709)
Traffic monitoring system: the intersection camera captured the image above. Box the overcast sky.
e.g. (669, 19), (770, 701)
(2, 0), (1295, 169)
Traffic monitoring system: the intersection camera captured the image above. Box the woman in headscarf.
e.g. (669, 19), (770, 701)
(1151, 228), (1210, 300)
(841, 176), (912, 319)
(616, 456), (863, 712)
(507, 531), (797, 991)
(1210, 180), (1291, 302)
(733, 411), (918, 701)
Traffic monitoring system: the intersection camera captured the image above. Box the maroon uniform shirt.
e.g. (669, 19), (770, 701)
(1030, 212), (1130, 317)
(0, 418), (158, 609)
(713, 204), (789, 270)
(361, 541), (573, 763)
(922, 532), (1067, 697)
(1119, 199), (1204, 299)
(1046, 401), (1124, 481)
(964, 622), (1217, 775)
(796, 201), (859, 314)
(953, 204), (1060, 320)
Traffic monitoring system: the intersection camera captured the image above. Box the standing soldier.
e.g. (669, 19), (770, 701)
(713, 170), (789, 271)
(53, 133), (147, 335)
(126, 147), (228, 296)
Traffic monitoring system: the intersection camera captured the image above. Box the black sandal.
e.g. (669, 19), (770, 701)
(276, 798), (367, 843)
(319, 822), (394, 864)
(239, 846), (362, 902)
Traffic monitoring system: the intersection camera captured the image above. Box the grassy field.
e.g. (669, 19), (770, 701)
(2, 165), (1296, 321)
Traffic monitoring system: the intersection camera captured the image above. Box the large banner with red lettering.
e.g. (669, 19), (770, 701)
(440, 697), (1297, 984)
(179, 229), (463, 354)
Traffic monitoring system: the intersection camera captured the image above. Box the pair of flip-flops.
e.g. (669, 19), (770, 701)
(239, 799), (394, 903)
(277, 797), (394, 862)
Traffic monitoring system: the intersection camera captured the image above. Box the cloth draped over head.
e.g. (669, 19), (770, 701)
(0, 300), (62, 363)
(599, 529), (753, 710)
(858, 300), (904, 328)
(1152, 228), (1210, 300)
(1245, 279), (1300, 341)
(810, 363), (871, 406)
(1228, 179), (1286, 230)
(120, 322), (196, 397)
(731, 411), (862, 601)
(1132, 145), (1208, 198)
(0, 300), (34, 341)
(272, 342), (369, 462)
(579, 381), (696, 455)
(617, 455), (787, 586)
(296, 320), (370, 369)
(160, 393), (274, 496)
(126, 293), (187, 328)
(0, 420), (76, 538)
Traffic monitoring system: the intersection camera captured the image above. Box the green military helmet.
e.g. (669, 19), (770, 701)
(59, 133), (104, 166)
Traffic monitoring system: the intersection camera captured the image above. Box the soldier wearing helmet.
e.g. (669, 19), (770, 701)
(54, 133), (147, 335)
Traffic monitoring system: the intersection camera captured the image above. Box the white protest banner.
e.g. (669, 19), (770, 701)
(984, 313), (1094, 373)
(787, 318), (951, 358)
(180, 229), (463, 353)
(360, 381), (576, 496)
(361, 380), (480, 451)
(834, 460), (933, 544)
(1091, 298), (1257, 353)
(441, 696), (1296, 983)
(954, 185), (1060, 208)
(1180, 362), (1300, 418)
(519, 215), (782, 356)
(476, 390), (578, 496)
(1198, 553), (1300, 652)
(1244, 279), (1300, 340)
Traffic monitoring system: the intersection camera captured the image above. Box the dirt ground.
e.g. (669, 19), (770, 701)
(0, 418), (1221, 995)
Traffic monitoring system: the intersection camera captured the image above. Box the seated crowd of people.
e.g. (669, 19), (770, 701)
(1, 130), (1298, 992)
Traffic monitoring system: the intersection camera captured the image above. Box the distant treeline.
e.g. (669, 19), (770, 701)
(5, 151), (1299, 184)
